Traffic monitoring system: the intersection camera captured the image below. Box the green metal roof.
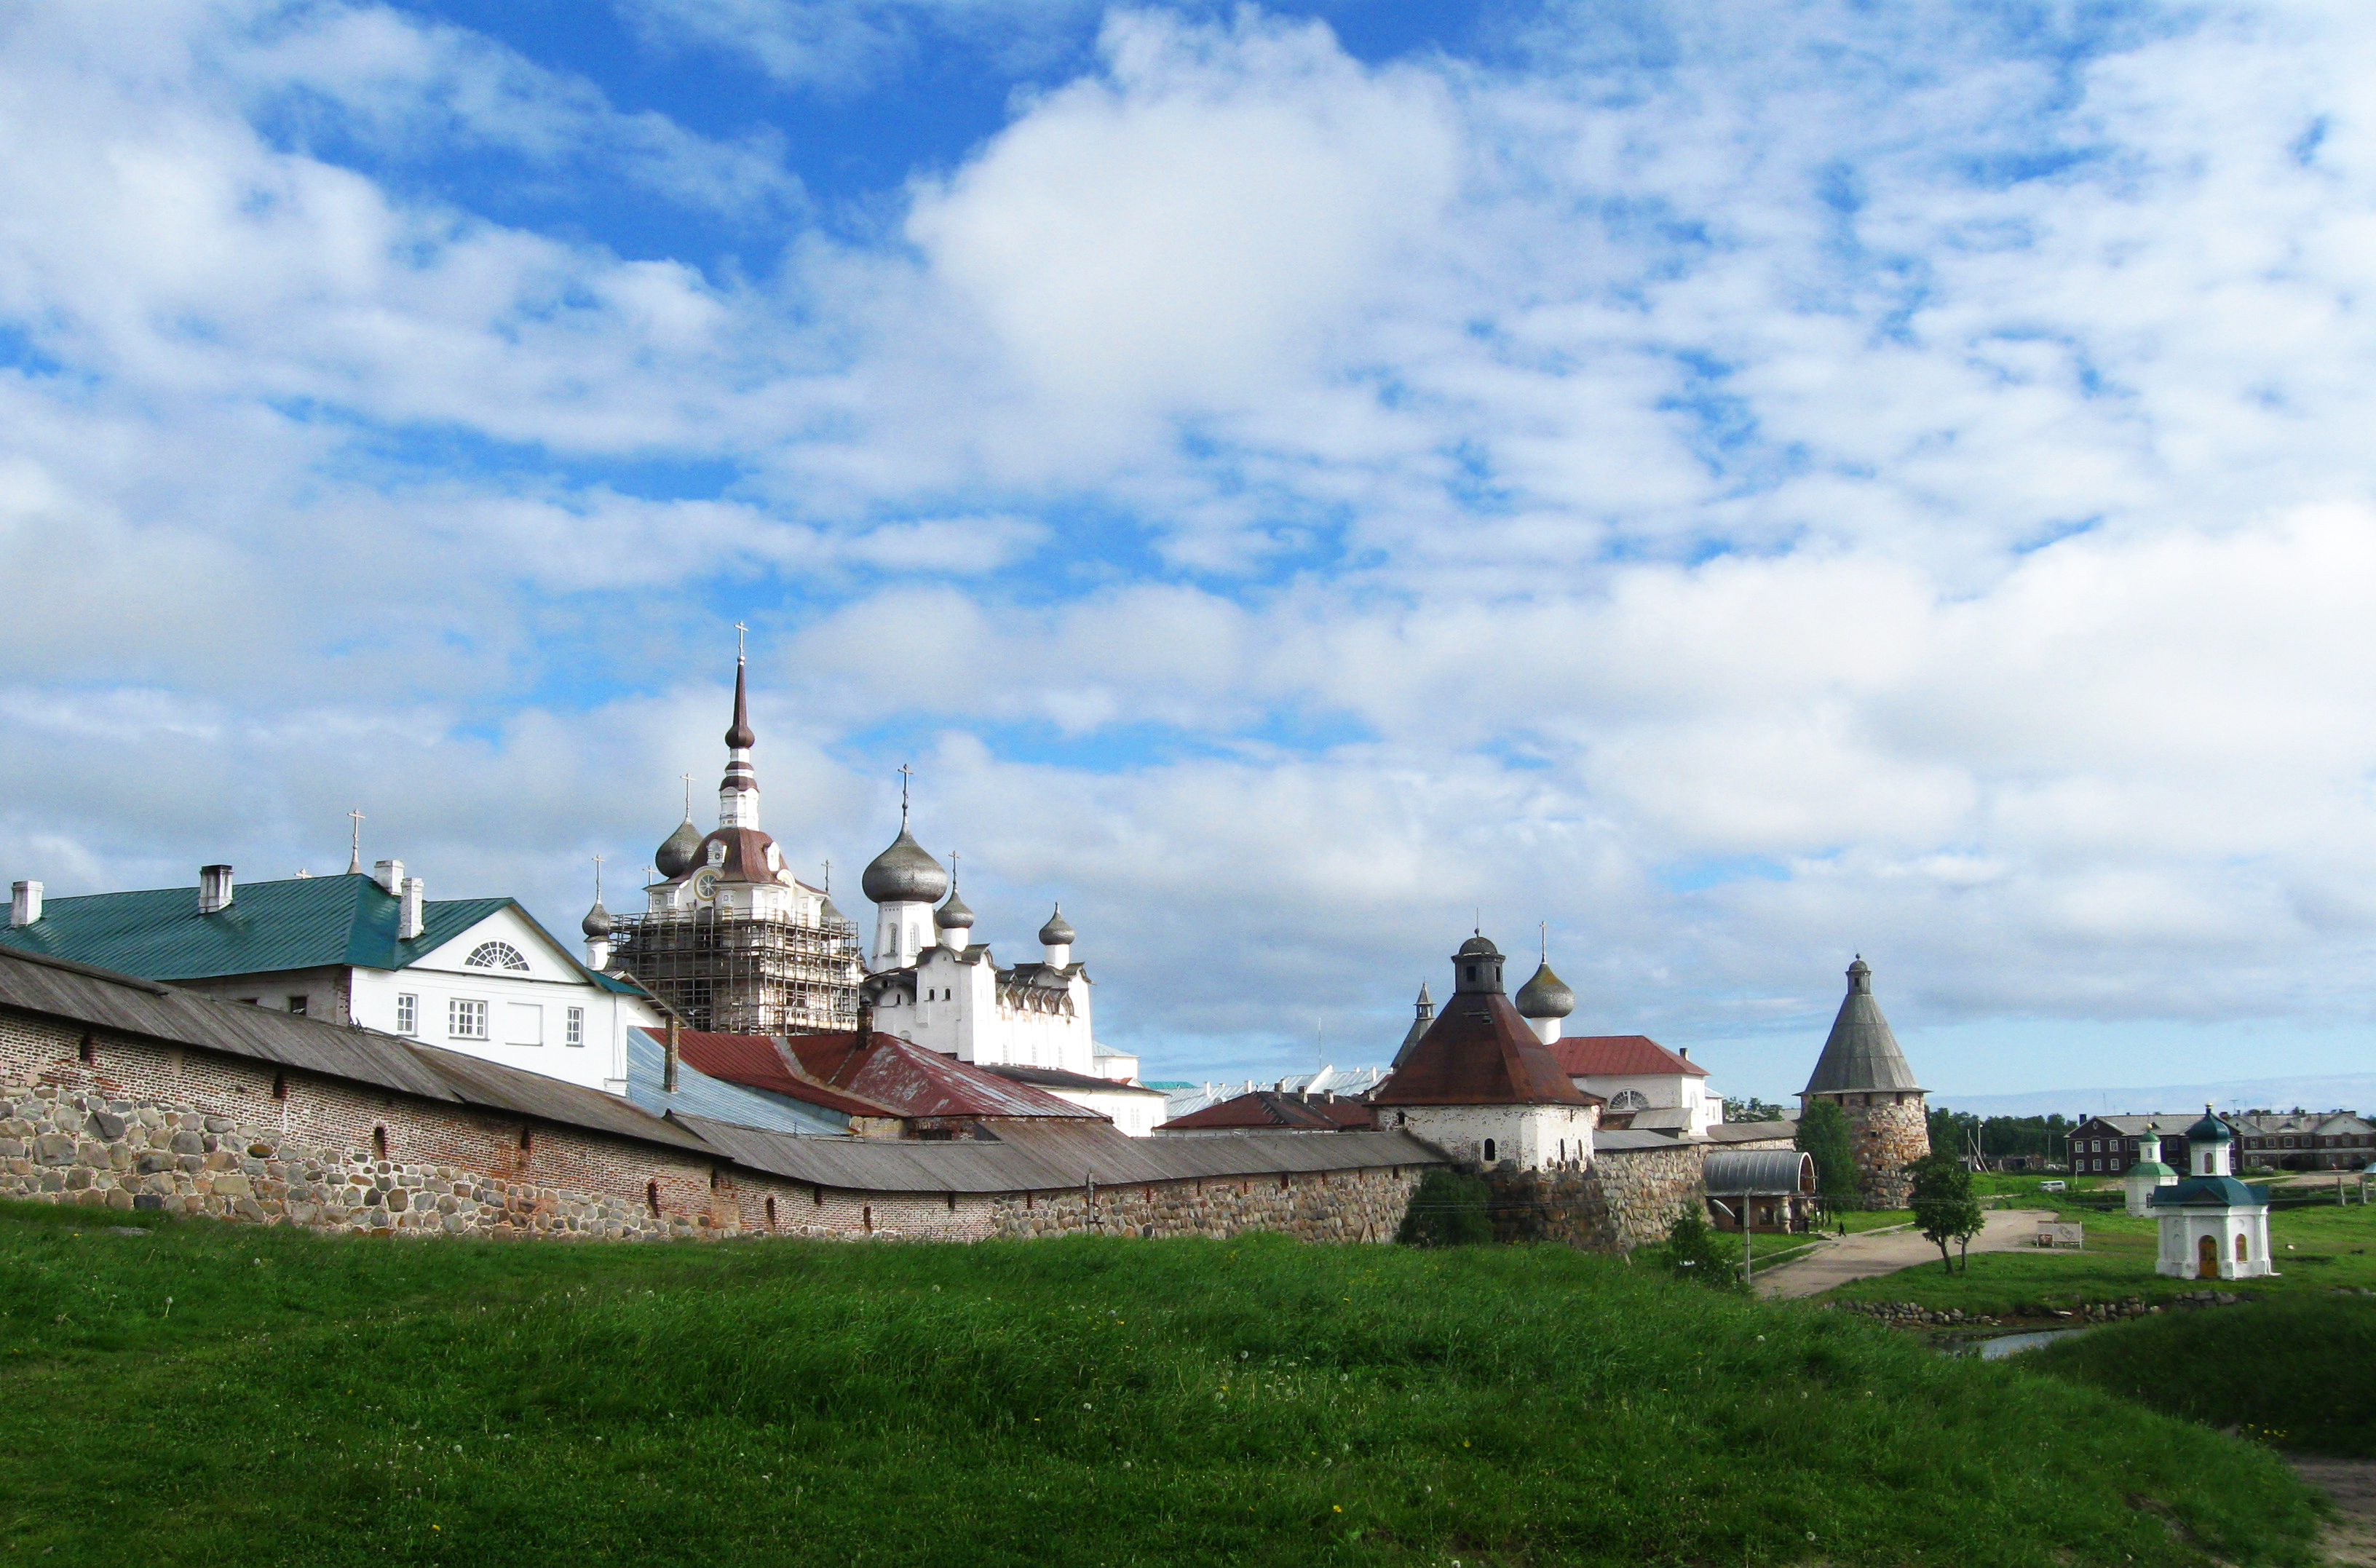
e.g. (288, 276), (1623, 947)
(0, 873), (632, 991)
(2149, 1175), (2270, 1208)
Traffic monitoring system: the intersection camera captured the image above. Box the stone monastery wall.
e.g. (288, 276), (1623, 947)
(0, 1004), (1423, 1247)
(1485, 1141), (1710, 1251)
(1841, 1094), (1929, 1208)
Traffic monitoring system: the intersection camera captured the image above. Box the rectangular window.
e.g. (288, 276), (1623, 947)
(504, 1002), (543, 1046)
(395, 994), (417, 1035)
(450, 998), (488, 1040)
(566, 1006), (585, 1048)
(285, 994), (307, 1015)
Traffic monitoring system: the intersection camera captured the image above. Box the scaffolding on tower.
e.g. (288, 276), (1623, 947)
(609, 904), (863, 1034)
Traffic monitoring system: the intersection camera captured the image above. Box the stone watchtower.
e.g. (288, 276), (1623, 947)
(1799, 957), (1928, 1207)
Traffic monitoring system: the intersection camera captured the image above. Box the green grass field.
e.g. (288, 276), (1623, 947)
(0, 1198), (2329, 1566)
(1818, 1194), (2376, 1317)
(2031, 1294), (2376, 1458)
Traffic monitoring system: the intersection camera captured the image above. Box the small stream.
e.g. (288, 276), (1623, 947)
(1965, 1327), (2093, 1359)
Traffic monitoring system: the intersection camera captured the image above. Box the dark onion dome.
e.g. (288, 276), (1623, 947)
(724, 658), (756, 751)
(935, 887), (975, 930)
(2185, 1104), (2233, 1144)
(1457, 934), (1500, 958)
(654, 817), (702, 880)
(862, 826), (949, 903)
(1038, 904), (1075, 946)
(581, 899), (613, 939)
(1514, 961), (1575, 1020)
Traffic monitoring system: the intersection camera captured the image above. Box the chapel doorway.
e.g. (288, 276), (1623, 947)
(2197, 1235), (2219, 1279)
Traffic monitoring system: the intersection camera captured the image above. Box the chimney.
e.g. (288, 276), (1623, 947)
(374, 858), (404, 895)
(1679, 1047), (1689, 1060)
(398, 877), (426, 941)
(198, 865), (234, 914)
(663, 1016), (681, 1094)
(8, 881), (41, 927)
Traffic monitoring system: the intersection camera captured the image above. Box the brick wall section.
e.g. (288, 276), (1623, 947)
(0, 1004), (1425, 1246)
(1844, 1095), (1930, 1208)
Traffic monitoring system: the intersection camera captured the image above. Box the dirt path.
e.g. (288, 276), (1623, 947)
(1753, 1208), (2058, 1300)
(2292, 1458), (2376, 1566)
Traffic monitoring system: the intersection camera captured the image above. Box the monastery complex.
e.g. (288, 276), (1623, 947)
(0, 656), (1933, 1249)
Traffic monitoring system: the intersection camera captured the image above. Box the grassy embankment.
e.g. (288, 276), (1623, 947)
(0, 1197), (2326, 1566)
(2032, 1294), (2376, 1458)
(1817, 1181), (2376, 1318)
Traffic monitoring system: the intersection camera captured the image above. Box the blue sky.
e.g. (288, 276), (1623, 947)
(4, 0), (2376, 1104)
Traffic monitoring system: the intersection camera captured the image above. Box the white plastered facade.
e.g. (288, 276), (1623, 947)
(2152, 1130), (2277, 1281)
(1382, 1102), (1597, 1172)
(349, 904), (660, 1094)
(1576, 1071), (1722, 1136)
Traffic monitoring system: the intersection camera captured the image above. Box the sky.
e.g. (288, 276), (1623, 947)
(4, 0), (2375, 1104)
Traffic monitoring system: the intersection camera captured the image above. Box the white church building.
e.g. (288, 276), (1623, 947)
(2152, 1106), (2276, 1281)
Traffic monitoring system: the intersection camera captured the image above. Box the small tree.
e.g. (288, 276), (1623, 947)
(1661, 1204), (1746, 1294)
(1797, 1098), (1860, 1206)
(1907, 1152), (1985, 1272)
(1395, 1168), (1492, 1248)
(1723, 1096), (1786, 1122)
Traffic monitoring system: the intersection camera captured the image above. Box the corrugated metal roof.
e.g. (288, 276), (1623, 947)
(621, 1030), (852, 1138)
(1703, 1120), (1797, 1144)
(0, 943), (464, 1102)
(1372, 991), (1592, 1107)
(657, 1030), (906, 1119)
(1553, 1035), (1709, 1079)
(411, 1042), (713, 1152)
(670, 1114), (1442, 1194)
(779, 1031), (1104, 1120)
(1705, 1149), (1813, 1195)
(983, 1064), (1165, 1096)
(1593, 1128), (1691, 1152)
(1156, 1090), (1376, 1133)
(0, 945), (708, 1152)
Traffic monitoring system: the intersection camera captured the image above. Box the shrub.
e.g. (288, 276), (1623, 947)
(1662, 1203), (1746, 1293)
(1395, 1167), (1492, 1247)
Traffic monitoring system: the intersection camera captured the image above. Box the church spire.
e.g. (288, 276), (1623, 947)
(718, 626), (760, 829)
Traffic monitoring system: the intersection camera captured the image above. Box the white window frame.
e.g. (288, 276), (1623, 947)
(566, 1006), (585, 1048)
(450, 998), (488, 1040)
(395, 994), (417, 1036)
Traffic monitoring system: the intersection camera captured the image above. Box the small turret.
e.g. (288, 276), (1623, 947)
(1039, 903), (1075, 966)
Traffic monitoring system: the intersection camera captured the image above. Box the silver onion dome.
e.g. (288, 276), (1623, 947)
(654, 817), (702, 880)
(861, 826), (949, 903)
(1514, 961), (1575, 1019)
(935, 888), (975, 930)
(1038, 904), (1076, 946)
(581, 900), (613, 940)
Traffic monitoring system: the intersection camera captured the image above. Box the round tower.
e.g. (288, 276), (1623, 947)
(1799, 956), (1928, 1207)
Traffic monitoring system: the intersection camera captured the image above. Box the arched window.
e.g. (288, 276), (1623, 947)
(465, 941), (530, 971)
(1608, 1090), (1650, 1112)
(1484, 1139), (1497, 1163)
(2235, 1232), (2248, 1262)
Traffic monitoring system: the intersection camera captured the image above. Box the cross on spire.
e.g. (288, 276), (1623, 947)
(1540, 921), (1548, 963)
(734, 621), (748, 662)
(593, 852), (604, 902)
(898, 763), (914, 826)
(346, 809), (364, 875)
(681, 773), (694, 820)
(947, 850), (959, 891)
(821, 858), (832, 892)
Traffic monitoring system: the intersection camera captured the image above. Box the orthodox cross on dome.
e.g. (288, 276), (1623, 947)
(734, 621), (748, 662)
(898, 763), (914, 827)
(681, 774), (693, 818)
(593, 852), (604, 902)
(822, 858), (832, 892)
(1539, 920), (1547, 962)
(346, 809), (365, 875)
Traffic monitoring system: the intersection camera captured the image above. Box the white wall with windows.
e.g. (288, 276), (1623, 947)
(347, 905), (660, 1094)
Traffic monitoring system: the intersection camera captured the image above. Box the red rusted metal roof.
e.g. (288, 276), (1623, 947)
(1551, 1034), (1709, 1079)
(646, 1029), (906, 1119)
(1371, 991), (1593, 1106)
(1156, 1090), (1377, 1133)
(776, 1029), (1103, 1120)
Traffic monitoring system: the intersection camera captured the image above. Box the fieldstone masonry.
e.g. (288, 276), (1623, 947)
(1844, 1096), (1930, 1208)
(1486, 1142), (1711, 1250)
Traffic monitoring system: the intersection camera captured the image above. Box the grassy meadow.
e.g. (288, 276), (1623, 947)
(1817, 1185), (2376, 1317)
(2031, 1294), (2376, 1458)
(0, 1197), (2329, 1567)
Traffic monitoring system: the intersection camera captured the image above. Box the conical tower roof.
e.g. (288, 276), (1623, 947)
(1391, 981), (1436, 1069)
(1801, 956), (1922, 1096)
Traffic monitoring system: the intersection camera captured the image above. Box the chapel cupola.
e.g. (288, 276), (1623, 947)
(935, 878), (975, 951)
(1514, 956), (1575, 1046)
(2185, 1104), (2234, 1179)
(1039, 904), (1076, 966)
(1452, 933), (1505, 994)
